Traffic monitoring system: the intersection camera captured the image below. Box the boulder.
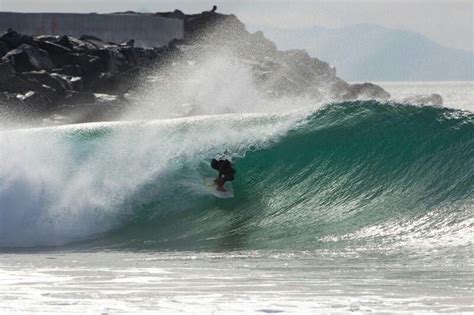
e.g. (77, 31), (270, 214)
(34, 39), (72, 55)
(347, 82), (390, 100)
(49, 53), (101, 78)
(79, 35), (105, 42)
(1, 72), (65, 106)
(401, 94), (443, 106)
(0, 29), (35, 49)
(17, 71), (68, 93)
(0, 75), (47, 93)
(35, 35), (61, 42)
(119, 39), (135, 48)
(80, 35), (112, 49)
(119, 47), (139, 66)
(54, 64), (83, 77)
(89, 48), (127, 73)
(67, 76), (83, 91)
(2, 44), (55, 72)
(0, 40), (9, 57)
(56, 35), (97, 51)
(0, 61), (15, 84)
(56, 35), (75, 50)
(51, 73), (78, 91)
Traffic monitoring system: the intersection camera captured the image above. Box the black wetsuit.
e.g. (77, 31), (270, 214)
(211, 159), (236, 182)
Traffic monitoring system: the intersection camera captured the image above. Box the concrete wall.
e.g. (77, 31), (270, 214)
(0, 12), (183, 48)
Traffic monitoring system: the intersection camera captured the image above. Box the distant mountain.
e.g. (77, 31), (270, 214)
(249, 24), (474, 81)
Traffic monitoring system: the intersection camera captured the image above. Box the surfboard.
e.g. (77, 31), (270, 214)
(203, 177), (234, 198)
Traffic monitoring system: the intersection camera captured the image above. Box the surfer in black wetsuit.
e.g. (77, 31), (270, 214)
(211, 158), (235, 192)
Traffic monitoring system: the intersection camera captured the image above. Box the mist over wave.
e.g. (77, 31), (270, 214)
(0, 111), (303, 247)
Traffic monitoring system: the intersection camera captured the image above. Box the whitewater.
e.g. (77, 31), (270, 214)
(0, 54), (473, 313)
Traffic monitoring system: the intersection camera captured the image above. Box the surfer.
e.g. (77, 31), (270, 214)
(211, 158), (235, 192)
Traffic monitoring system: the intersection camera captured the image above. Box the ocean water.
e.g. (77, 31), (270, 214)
(0, 82), (473, 313)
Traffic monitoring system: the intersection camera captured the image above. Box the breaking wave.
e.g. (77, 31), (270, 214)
(0, 101), (472, 250)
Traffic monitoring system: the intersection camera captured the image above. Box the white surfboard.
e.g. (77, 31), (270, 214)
(203, 177), (234, 198)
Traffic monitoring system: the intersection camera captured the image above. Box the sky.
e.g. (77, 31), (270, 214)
(0, 0), (472, 51)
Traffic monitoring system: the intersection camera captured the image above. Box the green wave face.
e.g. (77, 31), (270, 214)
(95, 101), (473, 251)
(1, 101), (473, 250)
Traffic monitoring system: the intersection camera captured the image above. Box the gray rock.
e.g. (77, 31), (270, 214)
(400, 94), (443, 106)
(56, 35), (97, 51)
(2, 44), (55, 72)
(0, 75), (46, 93)
(80, 35), (116, 49)
(89, 48), (125, 73)
(0, 61), (15, 83)
(34, 39), (72, 55)
(54, 64), (82, 77)
(120, 39), (135, 48)
(0, 40), (9, 57)
(348, 83), (391, 100)
(0, 29), (35, 49)
(49, 53), (101, 78)
(17, 70), (68, 93)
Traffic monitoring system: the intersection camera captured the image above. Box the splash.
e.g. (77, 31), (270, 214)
(0, 102), (472, 250)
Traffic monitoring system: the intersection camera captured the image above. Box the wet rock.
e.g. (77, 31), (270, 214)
(66, 76), (83, 91)
(0, 40), (9, 57)
(50, 53), (102, 78)
(1, 11), (395, 121)
(34, 39), (72, 55)
(0, 29), (35, 49)
(56, 35), (97, 51)
(56, 35), (75, 50)
(54, 64), (83, 77)
(348, 83), (391, 100)
(17, 70), (68, 94)
(120, 39), (135, 48)
(119, 46), (139, 66)
(401, 94), (443, 106)
(2, 44), (55, 72)
(0, 61), (15, 83)
(0, 75), (45, 94)
(80, 35), (115, 49)
(89, 48), (127, 73)
(35, 35), (61, 42)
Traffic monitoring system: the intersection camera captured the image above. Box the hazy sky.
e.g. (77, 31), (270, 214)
(0, 0), (472, 51)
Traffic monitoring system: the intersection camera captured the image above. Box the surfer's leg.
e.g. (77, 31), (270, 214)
(215, 177), (227, 192)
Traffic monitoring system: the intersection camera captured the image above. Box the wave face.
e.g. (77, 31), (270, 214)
(0, 101), (473, 250)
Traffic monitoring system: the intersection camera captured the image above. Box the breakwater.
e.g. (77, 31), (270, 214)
(0, 12), (183, 48)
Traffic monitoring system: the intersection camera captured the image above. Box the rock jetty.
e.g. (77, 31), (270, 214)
(0, 10), (391, 124)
